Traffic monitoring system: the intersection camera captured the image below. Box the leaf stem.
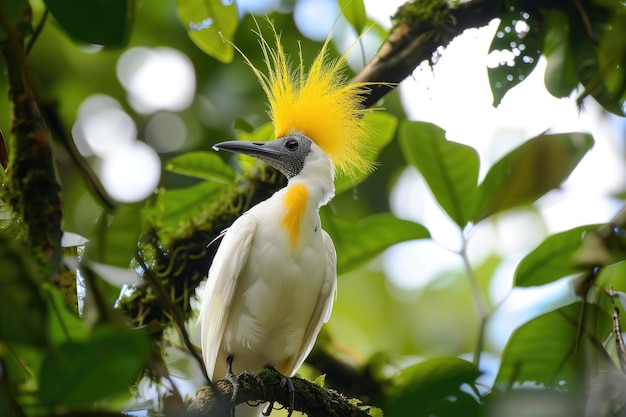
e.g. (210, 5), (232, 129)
(459, 238), (489, 368)
(25, 9), (48, 55)
(133, 252), (222, 394)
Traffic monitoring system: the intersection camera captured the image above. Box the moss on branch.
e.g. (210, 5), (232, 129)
(186, 368), (375, 417)
(0, 9), (63, 281)
(115, 165), (285, 333)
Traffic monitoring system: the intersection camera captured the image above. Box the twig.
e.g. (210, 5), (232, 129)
(572, 0), (598, 44)
(608, 286), (626, 372)
(0, 129), (7, 169)
(134, 251), (226, 409)
(25, 8), (48, 55)
(38, 99), (117, 211)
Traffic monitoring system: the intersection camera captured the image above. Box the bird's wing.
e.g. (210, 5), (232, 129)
(286, 229), (337, 376)
(199, 213), (256, 381)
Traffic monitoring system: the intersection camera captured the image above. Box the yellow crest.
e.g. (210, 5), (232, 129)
(239, 21), (372, 177)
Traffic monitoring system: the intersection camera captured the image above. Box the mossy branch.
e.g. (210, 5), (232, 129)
(186, 368), (373, 417)
(115, 165), (285, 334)
(0, 9), (62, 281)
(355, 0), (504, 108)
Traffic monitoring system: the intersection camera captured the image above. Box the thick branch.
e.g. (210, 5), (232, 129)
(186, 369), (372, 417)
(354, 0), (504, 107)
(0, 9), (62, 280)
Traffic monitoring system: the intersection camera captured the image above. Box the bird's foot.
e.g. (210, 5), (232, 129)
(225, 356), (267, 404)
(225, 355), (244, 402)
(262, 368), (295, 417)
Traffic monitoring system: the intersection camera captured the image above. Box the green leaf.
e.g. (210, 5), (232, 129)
(475, 132), (594, 222)
(368, 407), (384, 417)
(335, 112), (397, 194)
(84, 205), (142, 268)
(1, 343), (44, 388)
(44, 0), (131, 45)
(237, 122), (275, 142)
(313, 373), (326, 387)
(0, 358), (20, 416)
(597, 12), (626, 110)
(542, 10), (579, 98)
(176, 0), (237, 63)
(44, 286), (88, 345)
(570, 6), (625, 115)
(236, 123), (275, 172)
(0, 0), (31, 41)
(0, 238), (47, 346)
(39, 326), (151, 405)
(488, 7), (541, 106)
(338, 0), (367, 34)
(322, 212), (430, 275)
(165, 151), (235, 184)
(515, 224), (601, 287)
(494, 302), (611, 391)
(385, 357), (481, 417)
(575, 218), (626, 268)
(399, 121), (479, 228)
(233, 118), (254, 133)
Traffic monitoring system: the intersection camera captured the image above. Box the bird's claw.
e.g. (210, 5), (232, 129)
(226, 356), (267, 406)
(280, 374), (295, 417)
(226, 358), (294, 416)
(262, 369), (295, 417)
(225, 356), (242, 403)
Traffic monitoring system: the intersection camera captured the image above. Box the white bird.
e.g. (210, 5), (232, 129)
(199, 22), (372, 416)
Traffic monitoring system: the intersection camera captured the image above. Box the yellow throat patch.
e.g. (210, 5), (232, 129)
(240, 20), (373, 177)
(281, 183), (308, 247)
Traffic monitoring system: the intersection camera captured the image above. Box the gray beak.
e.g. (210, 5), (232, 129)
(213, 136), (311, 179)
(212, 140), (282, 159)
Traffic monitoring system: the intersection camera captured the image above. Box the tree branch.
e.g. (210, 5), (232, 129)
(186, 368), (373, 417)
(354, 0), (504, 107)
(38, 98), (116, 210)
(0, 129), (7, 169)
(0, 9), (62, 280)
(115, 165), (285, 334)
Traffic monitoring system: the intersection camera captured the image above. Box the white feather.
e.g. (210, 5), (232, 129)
(286, 230), (337, 375)
(199, 213), (256, 380)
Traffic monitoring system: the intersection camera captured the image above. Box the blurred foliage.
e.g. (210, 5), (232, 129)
(0, 0), (625, 416)
(176, 0), (237, 62)
(44, 0), (133, 46)
(488, 0), (626, 114)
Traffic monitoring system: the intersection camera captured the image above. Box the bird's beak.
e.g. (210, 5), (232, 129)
(213, 140), (282, 160)
(213, 139), (294, 177)
(213, 136), (309, 179)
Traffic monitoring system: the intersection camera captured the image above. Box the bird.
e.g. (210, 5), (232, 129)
(199, 21), (372, 416)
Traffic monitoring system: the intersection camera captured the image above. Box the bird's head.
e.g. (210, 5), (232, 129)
(213, 135), (312, 179)
(215, 19), (374, 179)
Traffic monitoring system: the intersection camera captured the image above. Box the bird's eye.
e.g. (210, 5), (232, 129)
(285, 139), (299, 151)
